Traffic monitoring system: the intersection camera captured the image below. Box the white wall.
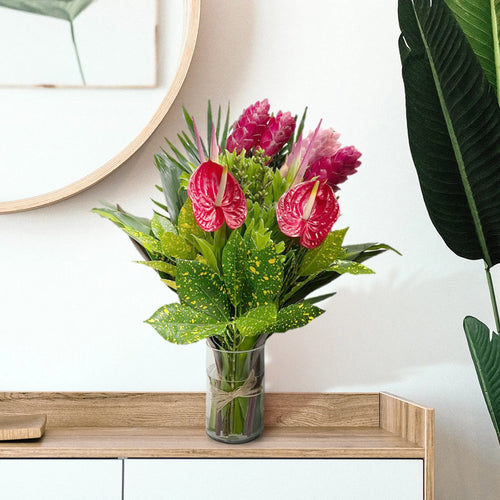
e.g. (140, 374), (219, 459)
(1, 1), (499, 498)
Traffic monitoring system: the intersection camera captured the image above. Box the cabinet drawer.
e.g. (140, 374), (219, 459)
(0, 459), (122, 500)
(124, 458), (423, 500)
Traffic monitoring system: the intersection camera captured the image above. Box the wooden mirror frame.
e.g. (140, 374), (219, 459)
(0, 0), (200, 214)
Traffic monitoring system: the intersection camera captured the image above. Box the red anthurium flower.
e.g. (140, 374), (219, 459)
(188, 160), (247, 232)
(276, 179), (339, 249)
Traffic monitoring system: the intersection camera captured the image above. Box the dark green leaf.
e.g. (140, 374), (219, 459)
(464, 315), (500, 444)
(399, 0), (500, 266)
(146, 303), (228, 344)
(445, 0), (500, 98)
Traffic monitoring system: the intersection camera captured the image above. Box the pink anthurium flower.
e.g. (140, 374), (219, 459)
(276, 179), (339, 249)
(188, 160), (247, 232)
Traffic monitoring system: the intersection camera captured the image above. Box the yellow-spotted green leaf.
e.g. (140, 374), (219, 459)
(146, 303), (228, 344)
(178, 199), (207, 242)
(160, 232), (196, 260)
(121, 227), (162, 255)
(262, 302), (324, 335)
(222, 230), (246, 307)
(328, 260), (374, 275)
(136, 260), (176, 276)
(234, 304), (277, 337)
(176, 260), (231, 321)
(161, 279), (177, 290)
(299, 229), (348, 276)
(191, 236), (218, 272)
(241, 243), (284, 311)
(151, 213), (177, 239)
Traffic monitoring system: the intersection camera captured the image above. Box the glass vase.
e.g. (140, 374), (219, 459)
(205, 342), (265, 444)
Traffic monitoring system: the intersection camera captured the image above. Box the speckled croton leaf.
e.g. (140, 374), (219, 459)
(160, 232), (196, 260)
(151, 212), (177, 239)
(0, 0), (94, 21)
(261, 302), (324, 335)
(234, 304), (277, 337)
(176, 260), (231, 322)
(240, 242), (284, 313)
(146, 303), (228, 345)
(299, 228), (349, 276)
(222, 230), (246, 307)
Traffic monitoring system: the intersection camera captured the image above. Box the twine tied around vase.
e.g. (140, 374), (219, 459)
(211, 370), (261, 411)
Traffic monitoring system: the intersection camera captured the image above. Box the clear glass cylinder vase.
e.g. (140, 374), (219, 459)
(206, 342), (265, 444)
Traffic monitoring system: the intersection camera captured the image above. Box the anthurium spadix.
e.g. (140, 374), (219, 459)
(276, 179), (339, 249)
(187, 160), (247, 232)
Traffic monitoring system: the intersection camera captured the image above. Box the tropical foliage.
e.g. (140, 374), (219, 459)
(399, 0), (500, 443)
(94, 100), (395, 352)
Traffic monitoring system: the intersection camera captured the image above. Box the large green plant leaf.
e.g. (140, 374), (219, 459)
(444, 0), (500, 98)
(0, 0), (94, 21)
(399, 0), (500, 267)
(464, 315), (500, 443)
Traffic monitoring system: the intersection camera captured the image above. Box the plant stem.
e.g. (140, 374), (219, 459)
(69, 20), (86, 85)
(484, 260), (500, 332)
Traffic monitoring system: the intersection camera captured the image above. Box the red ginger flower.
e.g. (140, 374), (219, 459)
(187, 160), (247, 232)
(300, 127), (341, 166)
(304, 146), (362, 191)
(276, 179), (339, 249)
(258, 111), (296, 157)
(226, 99), (270, 154)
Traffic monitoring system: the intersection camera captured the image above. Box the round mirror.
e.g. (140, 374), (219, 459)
(0, 0), (200, 213)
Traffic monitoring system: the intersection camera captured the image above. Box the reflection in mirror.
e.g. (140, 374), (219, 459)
(0, 0), (200, 213)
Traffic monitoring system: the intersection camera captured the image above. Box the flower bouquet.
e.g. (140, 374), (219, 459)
(93, 99), (396, 443)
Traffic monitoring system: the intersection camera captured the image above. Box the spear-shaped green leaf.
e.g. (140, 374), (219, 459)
(399, 0), (500, 267)
(445, 0), (500, 101)
(464, 316), (500, 444)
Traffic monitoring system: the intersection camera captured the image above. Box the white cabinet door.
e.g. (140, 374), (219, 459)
(0, 459), (122, 500)
(124, 458), (423, 500)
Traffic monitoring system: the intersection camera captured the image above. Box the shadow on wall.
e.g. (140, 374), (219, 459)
(265, 271), (473, 391)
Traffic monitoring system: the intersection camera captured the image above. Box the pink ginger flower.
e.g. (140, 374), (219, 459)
(276, 179), (339, 249)
(300, 128), (341, 166)
(226, 99), (270, 154)
(304, 146), (362, 191)
(188, 160), (247, 232)
(258, 111), (296, 157)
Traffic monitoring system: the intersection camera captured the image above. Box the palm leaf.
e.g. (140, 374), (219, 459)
(398, 0), (500, 267)
(464, 315), (500, 444)
(445, 0), (500, 99)
(0, 0), (94, 21)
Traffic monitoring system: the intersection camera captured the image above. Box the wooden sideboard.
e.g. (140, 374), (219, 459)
(0, 392), (434, 499)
